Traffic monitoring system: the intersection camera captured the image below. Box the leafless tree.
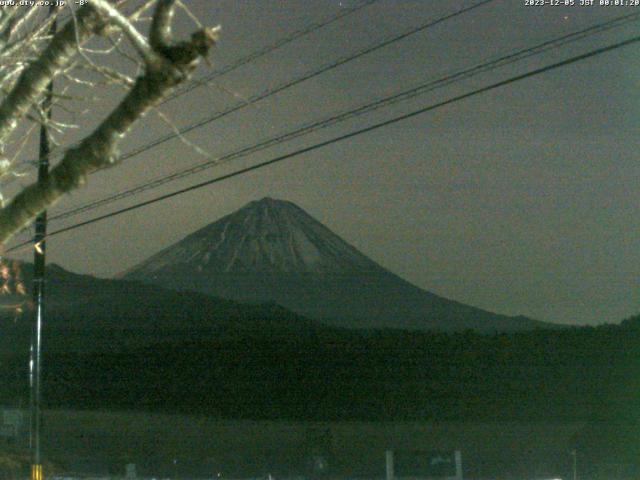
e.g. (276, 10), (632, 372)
(0, 0), (219, 246)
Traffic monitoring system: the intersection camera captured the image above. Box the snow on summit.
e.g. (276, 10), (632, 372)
(126, 197), (382, 276)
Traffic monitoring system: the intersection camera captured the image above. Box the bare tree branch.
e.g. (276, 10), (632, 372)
(88, 0), (160, 66)
(0, 3), (220, 245)
(150, 0), (176, 50)
(0, 5), (103, 148)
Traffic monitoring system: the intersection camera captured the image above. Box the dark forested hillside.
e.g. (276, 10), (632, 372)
(1, 322), (637, 423)
(2, 316), (638, 477)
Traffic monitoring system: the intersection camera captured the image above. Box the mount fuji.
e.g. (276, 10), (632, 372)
(121, 197), (554, 332)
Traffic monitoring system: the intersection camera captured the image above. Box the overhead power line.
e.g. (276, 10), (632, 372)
(50, 11), (640, 222)
(13, 0), (495, 172)
(112, 0), (496, 162)
(7, 33), (639, 254)
(161, 0), (380, 104)
(9, 0), (377, 173)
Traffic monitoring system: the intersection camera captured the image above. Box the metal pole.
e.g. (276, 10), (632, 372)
(385, 450), (394, 480)
(30, 8), (56, 480)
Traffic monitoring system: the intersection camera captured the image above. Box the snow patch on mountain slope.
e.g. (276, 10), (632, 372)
(123, 197), (384, 278)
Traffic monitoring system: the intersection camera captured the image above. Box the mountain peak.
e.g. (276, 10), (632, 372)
(241, 196), (299, 216)
(124, 198), (382, 277)
(122, 198), (552, 332)
(250, 196), (286, 206)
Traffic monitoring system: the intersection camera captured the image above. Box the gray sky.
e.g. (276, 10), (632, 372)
(8, 0), (640, 326)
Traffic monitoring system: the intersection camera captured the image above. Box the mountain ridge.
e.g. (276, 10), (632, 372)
(122, 197), (557, 332)
(0, 259), (325, 355)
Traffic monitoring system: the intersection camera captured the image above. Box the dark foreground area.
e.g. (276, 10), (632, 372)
(2, 317), (638, 422)
(0, 316), (638, 479)
(0, 411), (632, 480)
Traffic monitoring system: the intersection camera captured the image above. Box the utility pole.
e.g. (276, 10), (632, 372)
(571, 449), (577, 480)
(30, 7), (56, 480)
